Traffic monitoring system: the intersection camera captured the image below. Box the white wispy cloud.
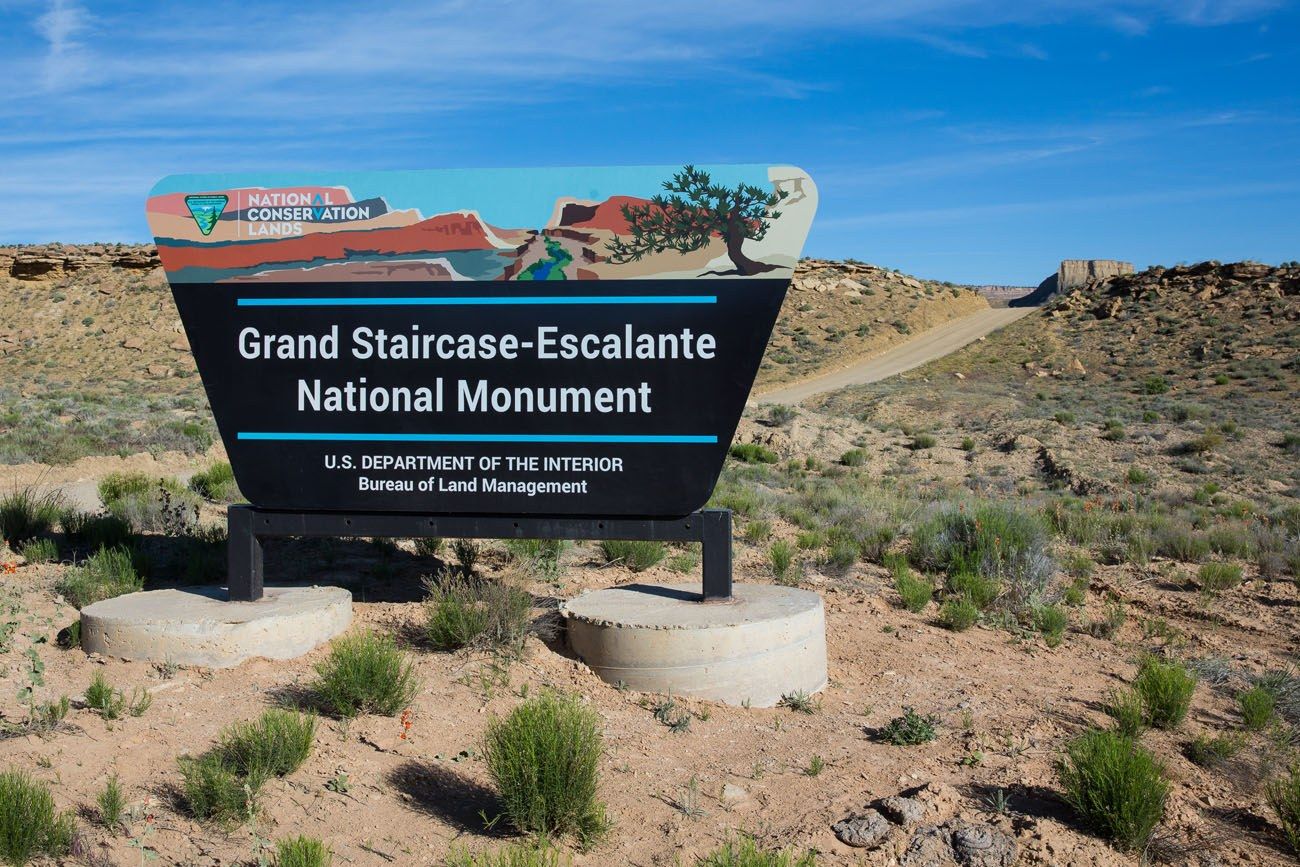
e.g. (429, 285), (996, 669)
(33, 0), (89, 90)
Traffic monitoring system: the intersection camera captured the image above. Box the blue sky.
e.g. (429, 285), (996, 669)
(0, 0), (1296, 284)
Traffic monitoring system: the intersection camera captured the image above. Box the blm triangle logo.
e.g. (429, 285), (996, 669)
(184, 194), (228, 236)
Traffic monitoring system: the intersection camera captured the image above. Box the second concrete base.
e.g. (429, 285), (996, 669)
(80, 586), (352, 668)
(563, 583), (827, 707)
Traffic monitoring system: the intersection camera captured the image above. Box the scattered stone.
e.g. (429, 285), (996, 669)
(900, 825), (957, 867)
(720, 783), (749, 804)
(877, 795), (926, 827)
(951, 823), (1017, 867)
(833, 808), (892, 848)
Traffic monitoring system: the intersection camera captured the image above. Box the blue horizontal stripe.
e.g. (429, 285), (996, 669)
(237, 295), (716, 307)
(237, 432), (716, 444)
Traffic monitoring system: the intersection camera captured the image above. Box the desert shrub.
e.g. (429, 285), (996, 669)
(1054, 410), (1076, 426)
(414, 536), (444, 557)
(1133, 657), (1197, 730)
(57, 546), (143, 608)
(666, 547), (700, 574)
(879, 707), (939, 745)
(894, 568), (932, 613)
(1152, 521), (1210, 563)
(1206, 524), (1255, 559)
(1184, 732), (1244, 768)
(1088, 594), (1127, 639)
(1238, 685), (1276, 731)
(84, 671), (151, 719)
(275, 836), (332, 867)
(696, 837), (817, 866)
(939, 598), (979, 631)
(795, 530), (822, 550)
(0, 488), (63, 547)
(910, 433), (937, 450)
(840, 448), (866, 467)
(1057, 728), (1168, 852)
(1101, 419), (1126, 442)
(505, 538), (568, 579)
(452, 539), (480, 573)
(1281, 433), (1300, 455)
(178, 751), (260, 825)
(1105, 688), (1147, 739)
(729, 443), (778, 464)
(766, 404), (797, 427)
(219, 709), (317, 778)
(61, 511), (134, 553)
(743, 520), (771, 543)
(17, 537), (57, 564)
(961, 436), (976, 451)
(779, 690), (820, 714)
(0, 769), (75, 865)
(1197, 562), (1243, 593)
(769, 540), (796, 584)
(96, 775), (125, 829)
(599, 539), (666, 572)
(446, 841), (569, 867)
(188, 461), (241, 502)
(423, 572), (532, 652)
(948, 571), (1000, 609)
(102, 475), (200, 534)
(1034, 605), (1069, 647)
(311, 631), (420, 718)
(1125, 467), (1150, 485)
(1267, 764), (1300, 857)
(483, 692), (607, 844)
(912, 503), (1055, 611)
(1063, 577), (1088, 607)
(1142, 375), (1169, 395)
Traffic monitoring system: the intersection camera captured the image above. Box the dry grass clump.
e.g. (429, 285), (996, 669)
(423, 572), (533, 653)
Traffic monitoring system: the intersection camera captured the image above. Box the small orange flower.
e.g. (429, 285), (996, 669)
(1, 562), (17, 575)
(399, 708), (413, 740)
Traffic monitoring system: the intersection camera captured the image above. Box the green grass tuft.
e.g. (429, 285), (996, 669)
(0, 488), (63, 548)
(17, 537), (57, 564)
(695, 837), (817, 866)
(0, 769), (76, 865)
(423, 573), (532, 653)
(56, 546), (143, 608)
(1267, 763), (1300, 858)
(598, 539), (666, 572)
(938, 597), (979, 631)
(729, 443), (778, 464)
(483, 692), (608, 845)
(275, 835), (333, 867)
(1057, 728), (1168, 853)
(1238, 685), (1276, 731)
(96, 775), (125, 830)
(312, 631), (421, 718)
(1133, 657), (1197, 730)
(188, 461), (242, 502)
(445, 840), (569, 867)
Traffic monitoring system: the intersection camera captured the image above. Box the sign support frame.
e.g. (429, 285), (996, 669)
(226, 505), (733, 604)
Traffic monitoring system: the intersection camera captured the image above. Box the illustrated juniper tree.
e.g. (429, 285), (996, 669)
(607, 165), (787, 276)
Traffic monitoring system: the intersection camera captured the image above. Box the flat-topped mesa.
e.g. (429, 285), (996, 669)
(0, 243), (160, 281)
(1058, 259), (1134, 293)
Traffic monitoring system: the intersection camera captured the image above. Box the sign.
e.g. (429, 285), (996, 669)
(147, 165), (817, 517)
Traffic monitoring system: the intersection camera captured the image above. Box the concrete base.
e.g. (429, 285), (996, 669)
(80, 586), (352, 668)
(563, 583), (827, 707)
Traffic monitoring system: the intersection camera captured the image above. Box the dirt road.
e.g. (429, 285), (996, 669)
(755, 306), (1036, 405)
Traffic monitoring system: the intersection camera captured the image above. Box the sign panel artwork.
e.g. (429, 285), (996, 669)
(147, 165), (817, 516)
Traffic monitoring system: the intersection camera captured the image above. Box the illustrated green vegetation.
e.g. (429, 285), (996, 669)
(695, 838), (817, 866)
(0, 769), (75, 866)
(424, 573), (532, 653)
(275, 835), (333, 867)
(312, 631), (420, 718)
(518, 237), (573, 281)
(482, 692), (608, 844)
(56, 546), (143, 609)
(607, 165), (787, 276)
(1057, 728), (1168, 852)
(879, 707), (939, 745)
(598, 539), (666, 572)
(1132, 657), (1197, 729)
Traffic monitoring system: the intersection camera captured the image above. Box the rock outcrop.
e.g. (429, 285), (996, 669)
(0, 244), (160, 281)
(1012, 258), (1134, 307)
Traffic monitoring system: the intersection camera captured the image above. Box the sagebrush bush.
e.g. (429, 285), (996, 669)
(56, 546), (143, 608)
(1238, 685), (1276, 731)
(0, 769), (75, 865)
(446, 841), (569, 867)
(0, 487), (63, 547)
(219, 709), (317, 778)
(696, 838), (817, 866)
(178, 752), (260, 825)
(912, 503), (1055, 611)
(96, 472), (157, 504)
(1267, 764), (1300, 857)
(1057, 728), (1168, 852)
(188, 461), (241, 502)
(910, 433), (937, 450)
(1133, 657), (1197, 730)
(423, 572), (532, 652)
(101, 475), (200, 534)
(504, 538), (567, 578)
(483, 692), (607, 844)
(840, 448), (866, 467)
(599, 539), (665, 572)
(275, 835), (332, 867)
(61, 511), (134, 553)
(938, 597), (979, 631)
(1197, 562), (1243, 593)
(949, 571), (999, 609)
(312, 631), (420, 718)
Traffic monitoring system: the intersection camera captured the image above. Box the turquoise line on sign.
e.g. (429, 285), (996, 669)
(236, 432), (717, 444)
(236, 296), (716, 307)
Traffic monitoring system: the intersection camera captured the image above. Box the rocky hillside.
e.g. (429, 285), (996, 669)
(757, 258), (988, 389)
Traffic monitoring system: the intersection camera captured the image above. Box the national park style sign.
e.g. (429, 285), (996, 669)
(147, 165), (817, 516)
